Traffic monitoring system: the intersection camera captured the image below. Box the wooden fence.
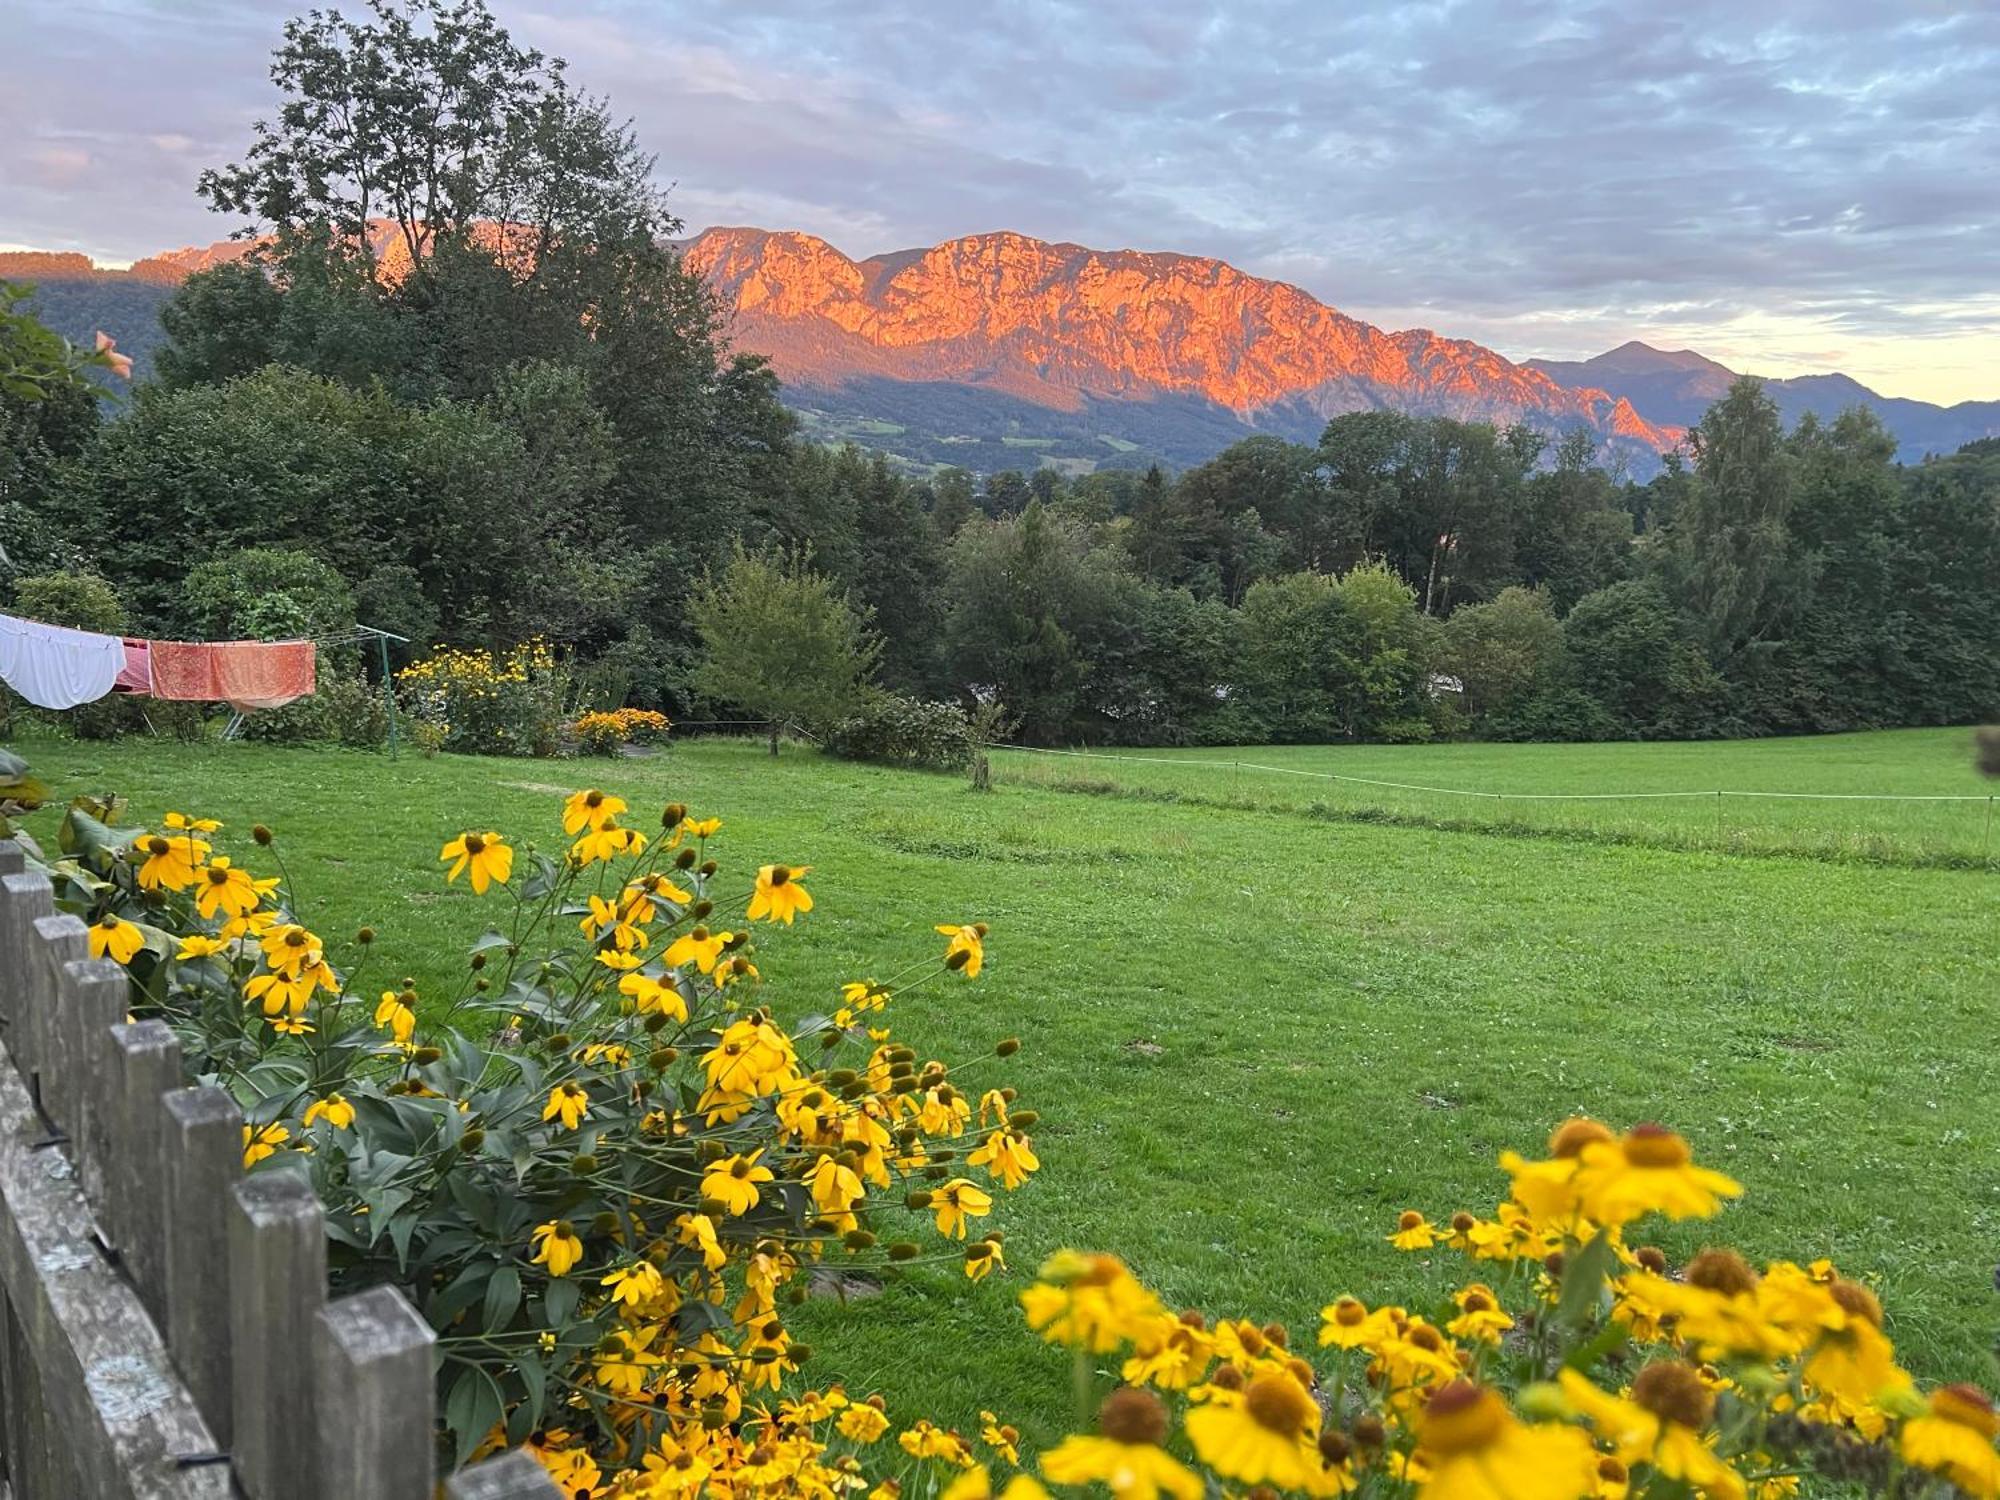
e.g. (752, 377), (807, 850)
(0, 840), (560, 1499)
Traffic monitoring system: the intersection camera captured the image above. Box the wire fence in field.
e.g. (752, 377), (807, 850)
(988, 743), (2000, 870)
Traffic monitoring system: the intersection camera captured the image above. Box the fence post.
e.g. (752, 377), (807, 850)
(107, 1021), (181, 1325)
(28, 912), (87, 1137)
(162, 1085), (243, 1447)
(56, 955), (128, 1208)
(0, 870), (55, 1080)
(229, 1170), (328, 1500)
(314, 1285), (436, 1500)
(445, 1449), (565, 1498)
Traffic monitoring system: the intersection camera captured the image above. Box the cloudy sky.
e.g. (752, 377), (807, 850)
(4, 0), (1996, 403)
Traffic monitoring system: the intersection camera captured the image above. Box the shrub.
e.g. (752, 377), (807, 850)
(395, 639), (568, 757)
(825, 694), (975, 772)
(47, 790), (1032, 1487)
(572, 707), (672, 757)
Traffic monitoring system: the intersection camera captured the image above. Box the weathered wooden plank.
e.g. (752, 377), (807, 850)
(160, 1086), (241, 1447)
(313, 1285), (436, 1500)
(55, 957), (125, 1212)
(228, 1170), (326, 1500)
(445, 1450), (565, 1499)
(26, 914), (85, 1137)
(106, 1022), (179, 1326)
(0, 842), (21, 877)
(0, 874), (54, 1080)
(0, 1008), (226, 1497)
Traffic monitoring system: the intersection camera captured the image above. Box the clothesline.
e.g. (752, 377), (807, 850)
(0, 610), (318, 714)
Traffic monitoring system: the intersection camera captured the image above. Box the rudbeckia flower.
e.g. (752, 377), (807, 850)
(1022, 1252), (1163, 1351)
(1413, 1381), (1598, 1500)
(543, 1082), (590, 1130)
(195, 857), (261, 919)
(135, 832), (207, 892)
(440, 831), (513, 893)
(664, 925), (728, 974)
(373, 991), (416, 1043)
(618, 972), (688, 1022)
(1901, 1384), (2000, 1499)
(1044, 1388), (1202, 1500)
(241, 1121), (291, 1167)
(1183, 1371), (1322, 1491)
(1389, 1209), (1439, 1249)
(1446, 1285), (1514, 1344)
(931, 1178), (994, 1238)
(703, 1150), (774, 1215)
(562, 788), (627, 835)
(303, 1093), (355, 1130)
(530, 1219), (584, 1276)
(164, 811), (221, 833)
(968, 1128), (1041, 1189)
(965, 1238), (1006, 1282)
(1570, 1124), (1742, 1226)
(88, 914), (145, 965)
(1319, 1296), (1398, 1351)
(570, 816), (644, 866)
(1558, 1365), (1746, 1500)
(748, 864), (814, 924)
(175, 934), (230, 960)
(937, 922), (986, 977)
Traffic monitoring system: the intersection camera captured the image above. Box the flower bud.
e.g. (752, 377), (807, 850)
(251, 824), (273, 846)
(591, 1211), (619, 1236)
(675, 848), (698, 870)
(995, 1038), (1021, 1057)
(355, 927), (376, 945)
(460, 1127), (486, 1153)
(571, 1154), (599, 1175)
(886, 1242), (919, 1261)
(699, 860), (717, 878)
(412, 1046), (443, 1066)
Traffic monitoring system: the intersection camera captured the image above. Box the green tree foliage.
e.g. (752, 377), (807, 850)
(182, 548), (358, 644)
(690, 548), (881, 753)
(1443, 586), (1564, 725)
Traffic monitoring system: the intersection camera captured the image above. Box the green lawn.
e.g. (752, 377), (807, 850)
(10, 729), (2000, 1447)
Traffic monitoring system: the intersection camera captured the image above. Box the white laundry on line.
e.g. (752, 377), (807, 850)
(0, 612), (125, 710)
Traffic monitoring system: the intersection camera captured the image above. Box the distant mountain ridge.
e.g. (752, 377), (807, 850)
(1528, 340), (2000, 464)
(6, 230), (1992, 474)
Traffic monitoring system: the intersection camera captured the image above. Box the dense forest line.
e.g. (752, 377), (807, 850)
(2, 0), (1996, 749)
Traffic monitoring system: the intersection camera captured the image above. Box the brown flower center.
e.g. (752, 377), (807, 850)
(1829, 1280), (1883, 1328)
(1243, 1373), (1316, 1439)
(1332, 1297), (1367, 1327)
(1549, 1117), (1615, 1158)
(1621, 1124), (1691, 1168)
(769, 866), (790, 886)
(1934, 1384), (2000, 1438)
(1631, 1362), (1713, 1430)
(463, 833), (486, 854)
(1098, 1386), (1168, 1446)
(1685, 1249), (1759, 1298)
(1396, 1210), (1426, 1231)
(1419, 1382), (1505, 1454)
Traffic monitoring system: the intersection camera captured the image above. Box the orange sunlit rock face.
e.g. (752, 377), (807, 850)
(682, 227), (1681, 450)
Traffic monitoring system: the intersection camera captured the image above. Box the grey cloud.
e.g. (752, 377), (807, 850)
(0, 0), (1993, 394)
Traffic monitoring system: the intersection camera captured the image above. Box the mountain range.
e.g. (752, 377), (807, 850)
(6, 229), (1995, 476)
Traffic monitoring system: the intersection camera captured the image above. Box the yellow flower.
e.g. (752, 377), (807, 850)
(1022, 1252), (1165, 1352)
(562, 788), (628, 835)
(967, 1128), (1040, 1189)
(440, 831), (513, 893)
(543, 1082), (590, 1130)
(676, 1212), (726, 1271)
(703, 1150), (775, 1215)
(581, 894), (648, 951)
(932, 1178), (994, 1239)
(682, 816), (722, 839)
(1184, 1371), (1323, 1491)
(164, 811), (222, 833)
(806, 1156), (865, 1218)
(303, 1093), (355, 1130)
(1319, 1296), (1398, 1350)
(839, 1402), (891, 1443)
(943, 1468), (1051, 1500)
(664, 924), (728, 974)
(1570, 1124), (1742, 1226)
(966, 1238), (1006, 1281)
(195, 857), (261, 919)
(601, 1261), (666, 1310)
(748, 864), (814, 924)
(1558, 1366), (1745, 1500)
(374, 992), (416, 1043)
(618, 972), (689, 1022)
(1046, 1387), (1202, 1500)
(530, 1220), (584, 1276)
(1446, 1284), (1515, 1344)
(175, 934), (230, 960)
(1902, 1384), (2000, 1499)
(135, 832), (207, 892)
(88, 914), (145, 965)
(936, 922), (986, 977)
(1414, 1381), (1598, 1500)
(570, 816), (644, 866)
(1390, 1209), (1438, 1249)
(241, 1121), (290, 1167)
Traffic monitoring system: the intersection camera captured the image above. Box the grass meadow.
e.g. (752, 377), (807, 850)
(11, 727), (1999, 1446)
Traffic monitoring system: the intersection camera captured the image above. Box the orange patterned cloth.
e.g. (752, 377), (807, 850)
(146, 640), (316, 710)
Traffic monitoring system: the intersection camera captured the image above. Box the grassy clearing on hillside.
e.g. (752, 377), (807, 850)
(996, 727), (2000, 868)
(10, 730), (2000, 1445)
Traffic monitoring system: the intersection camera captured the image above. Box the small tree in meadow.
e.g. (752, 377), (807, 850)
(691, 546), (881, 753)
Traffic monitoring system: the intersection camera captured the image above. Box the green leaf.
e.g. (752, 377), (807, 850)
(469, 929), (515, 954)
(444, 1364), (505, 1469)
(1554, 1231), (1616, 1329)
(482, 1264), (521, 1332)
(542, 1274), (580, 1327)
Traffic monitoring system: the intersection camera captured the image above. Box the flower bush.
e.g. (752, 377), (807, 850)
(396, 639), (569, 757)
(40, 787), (1036, 1490)
(824, 694), (977, 773)
(574, 708), (673, 757)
